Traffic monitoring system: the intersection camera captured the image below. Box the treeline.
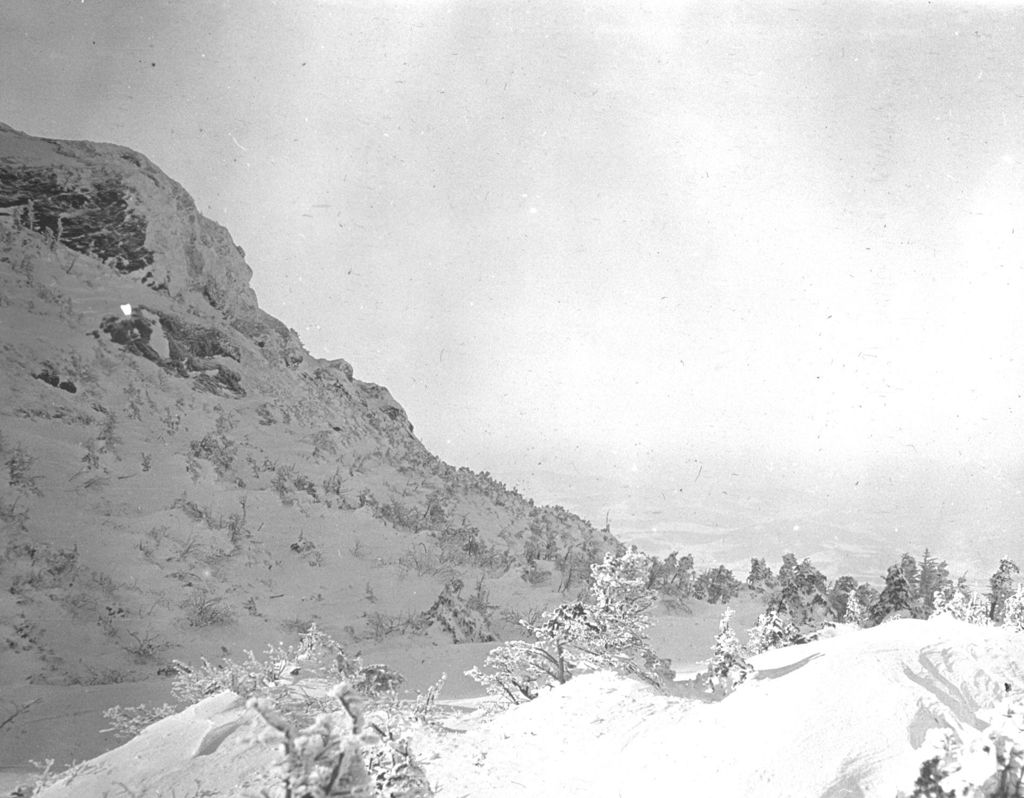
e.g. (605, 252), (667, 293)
(642, 547), (1023, 630)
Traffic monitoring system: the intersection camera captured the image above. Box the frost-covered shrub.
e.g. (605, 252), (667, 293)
(181, 586), (235, 627)
(705, 608), (753, 694)
(102, 701), (180, 741)
(6, 444), (41, 496)
(103, 625), (436, 797)
(467, 548), (669, 705)
(187, 433), (236, 477)
(421, 578), (495, 643)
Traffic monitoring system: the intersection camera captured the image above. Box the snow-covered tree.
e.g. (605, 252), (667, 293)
(468, 548), (668, 705)
(919, 549), (952, 616)
(746, 606), (800, 654)
(871, 564), (915, 624)
(901, 553), (921, 600)
(842, 589), (866, 626)
(774, 553), (830, 626)
(706, 608), (753, 694)
(988, 558), (1020, 623)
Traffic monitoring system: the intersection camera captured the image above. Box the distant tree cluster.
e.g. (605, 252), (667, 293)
(642, 551), (745, 609)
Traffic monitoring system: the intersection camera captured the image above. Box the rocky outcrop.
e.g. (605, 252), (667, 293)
(0, 124), (256, 316)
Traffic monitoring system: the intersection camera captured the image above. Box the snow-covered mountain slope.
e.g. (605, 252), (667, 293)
(0, 122), (614, 779)
(30, 618), (1024, 797)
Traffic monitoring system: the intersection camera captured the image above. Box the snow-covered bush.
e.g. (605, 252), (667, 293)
(467, 548), (669, 705)
(1002, 586), (1024, 633)
(251, 682), (432, 798)
(932, 589), (991, 626)
(746, 606), (800, 655)
(706, 608), (753, 694)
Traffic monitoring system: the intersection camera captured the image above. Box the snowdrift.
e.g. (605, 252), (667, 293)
(33, 618), (1024, 797)
(427, 617), (1024, 798)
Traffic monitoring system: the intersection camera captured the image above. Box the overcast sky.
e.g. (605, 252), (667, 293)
(3, 0), (1023, 513)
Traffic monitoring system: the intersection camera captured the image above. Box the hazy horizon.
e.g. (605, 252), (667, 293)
(3, 0), (1022, 575)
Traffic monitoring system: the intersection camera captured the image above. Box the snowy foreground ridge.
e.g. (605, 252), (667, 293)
(36, 618), (1024, 798)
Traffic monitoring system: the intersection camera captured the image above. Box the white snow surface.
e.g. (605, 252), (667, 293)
(34, 618), (1024, 798)
(410, 618), (1024, 797)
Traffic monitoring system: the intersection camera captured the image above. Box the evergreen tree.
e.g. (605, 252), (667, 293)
(674, 553), (696, 597)
(694, 565), (742, 604)
(934, 559), (953, 600)
(871, 564), (915, 624)
(827, 575), (859, 620)
(777, 555), (829, 625)
(746, 557), (776, 593)
(988, 558), (1020, 622)
(855, 582), (880, 614)
(918, 549), (951, 615)
(706, 608), (753, 694)
(647, 551), (695, 599)
(842, 590), (865, 625)
(901, 553), (921, 599)
(777, 553), (798, 592)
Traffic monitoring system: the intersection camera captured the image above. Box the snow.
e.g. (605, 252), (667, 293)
(422, 618), (1024, 797)
(29, 618), (1024, 797)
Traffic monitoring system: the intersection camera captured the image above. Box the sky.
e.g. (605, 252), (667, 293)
(2, 0), (1023, 540)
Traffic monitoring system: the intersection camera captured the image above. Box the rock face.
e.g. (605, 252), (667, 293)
(0, 122), (613, 717)
(0, 122), (256, 314)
